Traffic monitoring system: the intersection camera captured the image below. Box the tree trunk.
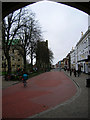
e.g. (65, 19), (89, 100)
(6, 54), (11, 74)
(7, 56), (11, 74)
(31, 47), (33, 71)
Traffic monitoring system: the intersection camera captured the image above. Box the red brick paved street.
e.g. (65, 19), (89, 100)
(2, 71), (77, 118)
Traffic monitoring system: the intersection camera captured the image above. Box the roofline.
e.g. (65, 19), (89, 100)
(76, 27), (90, 46)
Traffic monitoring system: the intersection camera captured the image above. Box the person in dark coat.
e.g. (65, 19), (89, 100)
(77, 70), (80, 77)
(70, 69), (72, 76)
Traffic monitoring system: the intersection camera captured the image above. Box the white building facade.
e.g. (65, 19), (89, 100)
(76, 28), (90, 73)
(70, 27), (90, 73)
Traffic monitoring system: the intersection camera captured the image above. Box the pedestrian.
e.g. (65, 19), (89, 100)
(59, 66), (61, 71)
(70, 69), (72, 76)
(74, 69), (76, 77)
(77, 68), (81, 77)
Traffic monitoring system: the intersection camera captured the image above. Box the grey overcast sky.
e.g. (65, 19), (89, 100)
(26, 1), (88, 65)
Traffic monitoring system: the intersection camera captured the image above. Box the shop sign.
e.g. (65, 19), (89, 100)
(81, 55), (85, 58)
(86, 62), (88, 64)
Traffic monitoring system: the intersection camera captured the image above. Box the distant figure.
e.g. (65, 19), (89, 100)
(59, 66), (61, 71)
(77, 69), (80, 77)
(70, 69), (72, 76)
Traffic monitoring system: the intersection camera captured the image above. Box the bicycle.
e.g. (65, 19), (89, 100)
(22, 78), (27, 87)
(23, 81), (27, 87)
(22, 72), (28, 88)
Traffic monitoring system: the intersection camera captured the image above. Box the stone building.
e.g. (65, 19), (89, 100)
(36, 40), (49, 71)
(2, 40), (24, 72)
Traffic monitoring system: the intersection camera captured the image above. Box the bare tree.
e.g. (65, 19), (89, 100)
(2, 8), (25, 73)
(15, 9), (43, 71)
(28, 19), (43, 70)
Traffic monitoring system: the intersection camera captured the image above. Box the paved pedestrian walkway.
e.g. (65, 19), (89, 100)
(30, 70), (89, 118)
(2, 71), (77, 119)
(2, 77), (19, 89)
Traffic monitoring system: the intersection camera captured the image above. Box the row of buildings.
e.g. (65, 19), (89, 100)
(55, 27), (90, 74)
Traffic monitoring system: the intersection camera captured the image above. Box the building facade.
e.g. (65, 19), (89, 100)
(70, 28), (90, 73)
(2, 45), (24, 72)
(56, 28), (90, 74)
(70, 48), (76, 70)
(36, 40), (49, 71)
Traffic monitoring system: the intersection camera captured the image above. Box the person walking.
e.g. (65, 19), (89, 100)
(77, 67), (81, 77)
(77, 69), (80, 77)
(70, 69), (72, 76)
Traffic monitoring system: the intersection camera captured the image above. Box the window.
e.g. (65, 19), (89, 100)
(12, 57), (14, 60)
(12, 65), (15, 66)
(18, 59), (20, 61)
(2, 62), (6, 68)
(2, 56), (4, 60)
(2, 63), (4, 68)
(89, 50), (90, 55)
(17, 65), (20, 67)
(12, 49), (14, 53)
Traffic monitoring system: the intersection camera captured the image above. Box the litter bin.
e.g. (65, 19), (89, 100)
(86, 66), (90, 87)
(86, 78), (90, 87)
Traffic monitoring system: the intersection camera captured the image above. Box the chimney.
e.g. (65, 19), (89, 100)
(81, 31), (83, 37)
